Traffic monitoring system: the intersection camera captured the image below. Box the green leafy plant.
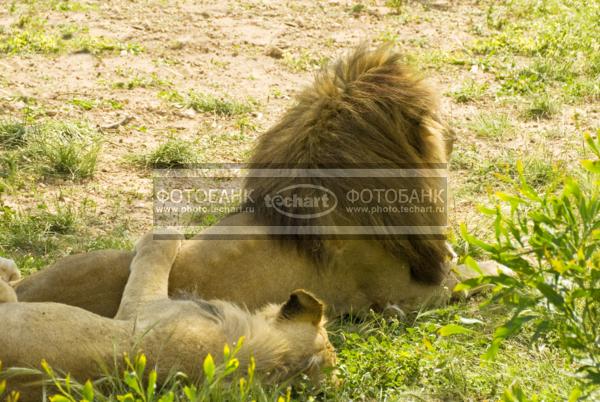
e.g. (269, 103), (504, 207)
(0, 337), (292, 402)
(324, 308), (576, 400)
(460, 131), (600, 391)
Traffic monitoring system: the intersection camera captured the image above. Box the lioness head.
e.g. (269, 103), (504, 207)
(255, 290), (336, 383)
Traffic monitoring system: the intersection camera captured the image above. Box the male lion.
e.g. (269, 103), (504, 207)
(12, 45), (480, 318)
(0, 234), (335, 401)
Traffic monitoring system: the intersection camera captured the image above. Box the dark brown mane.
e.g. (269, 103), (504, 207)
(243, 44), (451, 284)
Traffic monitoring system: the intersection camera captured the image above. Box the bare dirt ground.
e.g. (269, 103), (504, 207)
(1, 0), (598, 251)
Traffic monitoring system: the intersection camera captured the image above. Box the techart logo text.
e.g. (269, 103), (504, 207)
(264, 184), (338, 219)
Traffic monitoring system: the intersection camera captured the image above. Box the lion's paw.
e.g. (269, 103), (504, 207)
(0, 256), (21, 282)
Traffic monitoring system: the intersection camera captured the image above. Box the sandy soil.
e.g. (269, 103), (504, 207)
(1, 0), (598, 240)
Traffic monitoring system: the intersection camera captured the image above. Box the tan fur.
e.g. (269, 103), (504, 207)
(0, 234), (335, 401)
(15, 45), (461, 317)
(245, 43), (451, 284)
(0, 257), (19, 303)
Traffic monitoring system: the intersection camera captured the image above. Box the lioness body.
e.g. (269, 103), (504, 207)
(1, 234), (335, 401)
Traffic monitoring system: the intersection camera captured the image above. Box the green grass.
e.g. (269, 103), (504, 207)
(449, 79), (489, 103)
(0, 203), (79, 254)
(0, 299), (577, 401)
(7, 0), (93, 13)
(385, 0), (404, 14)
(160, 89), (256, 116)
(0, 153), (21, 191)
(0, 200), (134, 274)
(1, 0), (598, 400)
(451, 146), (556, 194)
(0, 14), (142, 55)
(350, 3), (365, 14)
(82, 223), (134, 252)
(69, 98), (96, 110)
(49, 0), (90, 12)
(403, 49), (457, 72)
(523, 93), (559, 119)
(0, 120), (102, 182)
(26, 121), (102, 180)
(282, 50), (328, 72)
(467, 113), (514, 140)
(186, 91), (254, 116)
(69, 98), (125, 111)
(133, 138), (199, 169)
(0, 202), (84, 273)
(318, 304), (577, 400)
(0, 120), (27, 148)
(468, 0), (599, 102)
(111, 71), (172, 90)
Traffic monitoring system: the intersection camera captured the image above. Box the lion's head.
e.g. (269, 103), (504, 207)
(242, 289), (336, 384)
(244, 45), (454, 284)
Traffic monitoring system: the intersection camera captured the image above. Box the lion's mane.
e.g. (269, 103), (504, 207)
(244, 45), (451, 284)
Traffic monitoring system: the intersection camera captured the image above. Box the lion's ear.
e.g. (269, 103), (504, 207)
(280, 289), (324, 326)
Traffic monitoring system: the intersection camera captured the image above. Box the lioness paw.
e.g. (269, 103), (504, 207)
(0, 256), (21, 282)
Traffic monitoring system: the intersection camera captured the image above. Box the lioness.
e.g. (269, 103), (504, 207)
(14, 45), (481, 318)
(0, 235), (336, 401)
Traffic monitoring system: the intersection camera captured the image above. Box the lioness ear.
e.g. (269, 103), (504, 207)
(280, 289), (324, 326)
